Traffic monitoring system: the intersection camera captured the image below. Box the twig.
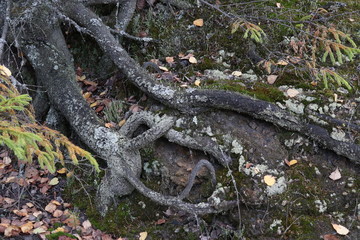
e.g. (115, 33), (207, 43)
(110, 29), (158, 43)
(0, 0), (11, 63)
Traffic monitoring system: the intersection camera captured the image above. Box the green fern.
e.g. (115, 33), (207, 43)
(0, 70), (99, 173)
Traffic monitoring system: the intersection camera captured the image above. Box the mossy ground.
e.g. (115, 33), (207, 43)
(61, 1), (359, 239)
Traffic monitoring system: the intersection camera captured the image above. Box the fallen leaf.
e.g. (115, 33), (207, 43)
(331, 223), (349, 235)
(76, 75), (86, 81)
(105, 122), (116, 128)
(348, 18), (354, 22)
(323, 234), (340, 240)
(53, 210), (63, 217)
(329, 168), (341, 181)
(45, 203), (57, 213)
(13, 209), (28, 217)
(189, 56), (197, 64)
(158, 66), (169, 72)
(139, 231), (148, 240)
(0, 65), (12, 77)
(264, 175), (276, 186)
(194, 79), (201, 86)
(287, 88), (299, 98)
(276, 2), (281, 8)
(267, 75), (278, 84)
(155, 219), (166, 225)
(52, 227), (66, 233)
(193, 19), (204, 27)
(245, 162), (253, 169)
(3, 156), (11, 164)
(285, 159), (298, 167)
(20, 222), (34, 233)
(118, 119), (126, 127)
(83, 80), (97, 86)
(83, 92), (92, 99)
(231, 71), (242, 77)
(63, 213), (80, 228)
(57, 168), (67, 174)
(49, 177), (59, 185)
(82, 220), (92, 229)
(32, 226), (47, 234)
(165, 57), (174, 64)
(276, 59), (288, 65)
(4, 225), (20, 237)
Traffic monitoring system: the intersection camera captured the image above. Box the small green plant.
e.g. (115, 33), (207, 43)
(103, 100), (124, 123)
(0, 67), (99, 173)
(316, 68), (352, 90)
(231, 19), (266, 43)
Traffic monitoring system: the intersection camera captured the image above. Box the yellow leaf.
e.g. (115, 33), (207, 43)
(118, 119), (126, 127)
(285, 159), (298, 166)
(194, 79), (201, 86)
(83, 92), (92, 99)
(189, 56), (197, 64)
(66, 170), (74, 178)
(193, 19), (204, 27)
(52, 227), (66, 233)
(332, 223), (349, 235)
(0, 65), (12, 77)
(20, 222), (34, 233)
(90, 101), (100, 108)
(49, 177), (59, 186)
(139, 232), (148, 240)
(264, 175), (276, 186)
(57, 168), (66, 174)
(158, 66), (169, 72)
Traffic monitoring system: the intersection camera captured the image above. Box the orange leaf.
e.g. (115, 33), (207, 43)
(193, 19), (204, 27)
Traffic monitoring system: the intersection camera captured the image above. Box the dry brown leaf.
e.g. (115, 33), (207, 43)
(83, 80), (97, 86)
(45, 203), (57, 213)
(26, 202), (34, 208)
(13, 209), (28, 217)
(329, 168), (341, 181)
(53, 210), (63, 218)
(155, 219), (166, 225)
(331, 223), (349, 235)
(4, 225), (20, 237)
(267, 75), (278, 84)
(63, 213), (80, 228)
(323, 234), (340, 240)
(165, 57), (174, 64)
(193, 19), (204, 27)
(287, 88), (299, 98)
(264, 175), (276, 186)
(105, 122), (116, 128)
(20, 222), (34, 233)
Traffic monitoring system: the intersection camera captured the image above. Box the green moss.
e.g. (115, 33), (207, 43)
(204, 80), (285, 102)
(46, 232), (77, 240)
